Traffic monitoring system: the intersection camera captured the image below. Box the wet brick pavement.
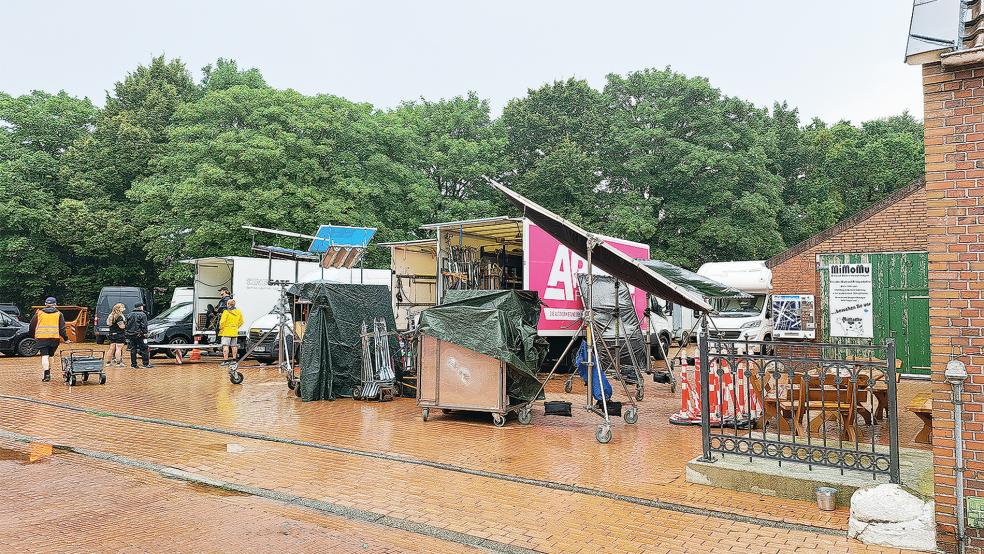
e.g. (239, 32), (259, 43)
(0, 348), (922, 553)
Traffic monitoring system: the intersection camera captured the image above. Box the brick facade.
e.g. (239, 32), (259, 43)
(923, 59), (984, 554)
(766, 180), (927, 338)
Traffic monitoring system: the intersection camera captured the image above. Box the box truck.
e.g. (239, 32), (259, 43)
(382, 216), (674, 358)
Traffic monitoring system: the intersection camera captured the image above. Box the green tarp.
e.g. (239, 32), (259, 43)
(417, 290), (547, 403)
(640, 259), (750, 300)
(289, 281), (400, 401)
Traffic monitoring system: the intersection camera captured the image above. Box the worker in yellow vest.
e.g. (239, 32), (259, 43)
(29, 297), (69, 382)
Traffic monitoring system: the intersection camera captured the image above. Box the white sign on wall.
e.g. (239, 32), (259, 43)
(828, 263), (874, 338)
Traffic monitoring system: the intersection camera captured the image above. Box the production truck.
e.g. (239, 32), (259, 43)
(381, 216), (674, 359)
(182, 256), (324, 344)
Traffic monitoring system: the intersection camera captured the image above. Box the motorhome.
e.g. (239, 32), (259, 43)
(697, 261), (773, 342)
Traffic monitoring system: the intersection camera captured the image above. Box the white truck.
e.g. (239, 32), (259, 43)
(696, 260), (774, 343)
(182, 256), (325, 342)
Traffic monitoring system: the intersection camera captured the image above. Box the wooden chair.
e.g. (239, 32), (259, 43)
(802, 370), (870, 443)
(747, 363), (804, 436)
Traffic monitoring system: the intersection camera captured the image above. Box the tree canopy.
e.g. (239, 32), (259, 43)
(0, 57), (924, 310)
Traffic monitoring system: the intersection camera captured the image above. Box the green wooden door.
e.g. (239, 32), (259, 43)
(888, 290), (930, 375)
(818, 252), (929, 376)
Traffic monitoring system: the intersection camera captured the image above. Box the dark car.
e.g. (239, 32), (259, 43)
(0, 310), (37, 356)
(0, 303), (21, 321)
(146, 302), (193, 355)
(94, 286), (154, 344)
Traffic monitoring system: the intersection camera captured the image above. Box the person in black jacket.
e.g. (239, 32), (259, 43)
(125, 303), (153, 369)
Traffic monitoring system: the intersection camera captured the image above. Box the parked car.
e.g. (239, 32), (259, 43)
(0, 303), (22, 321)
(93, 287), (154, 344)
(0, 310), (37, 356)
(146, 302), (194, 355)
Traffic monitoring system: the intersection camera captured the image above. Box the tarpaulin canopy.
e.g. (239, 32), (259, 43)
(485, 178), (713, 313)
(289, 281), (400, 401)
(417, 290), (547, 402)
(640, 259), (750, 299)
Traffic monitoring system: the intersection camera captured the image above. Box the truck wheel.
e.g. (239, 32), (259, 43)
(658, 334), (671, 360)
(16, 338), (39, 357)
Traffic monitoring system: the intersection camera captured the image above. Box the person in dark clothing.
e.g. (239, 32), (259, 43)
(30, 297), (70, 382)
(125, 303), (153, 369)
(212, 287), (232, 342)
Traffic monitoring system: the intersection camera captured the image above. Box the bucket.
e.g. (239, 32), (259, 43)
(815, 487), (837, 511)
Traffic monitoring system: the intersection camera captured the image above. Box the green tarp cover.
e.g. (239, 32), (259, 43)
(640, 259), (750, 300)
(289, 281), (400, 401)
(418, 290), (547, 402)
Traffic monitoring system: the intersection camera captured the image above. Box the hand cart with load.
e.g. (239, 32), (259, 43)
(59, 349), (106, 386)
(415, 289), (548, 427)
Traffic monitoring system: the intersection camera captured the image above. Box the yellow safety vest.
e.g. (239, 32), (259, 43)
(35, 310), (61, 340)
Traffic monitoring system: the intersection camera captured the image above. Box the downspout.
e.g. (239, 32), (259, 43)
(946, 359), (969, 554)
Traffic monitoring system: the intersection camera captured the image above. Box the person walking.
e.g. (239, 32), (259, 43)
(104, 303), (127, 367)
(30, 297), (69, 382)
(218, 299), (244, 365)
(125, 303), (153, 369)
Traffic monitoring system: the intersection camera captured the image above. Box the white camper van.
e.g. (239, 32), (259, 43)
(698, 261), (773, 343)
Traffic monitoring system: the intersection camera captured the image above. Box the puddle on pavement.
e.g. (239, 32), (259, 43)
(185, 481), (249, 497)
(0, 444), (55, 464)
(204, 443), (248, 453)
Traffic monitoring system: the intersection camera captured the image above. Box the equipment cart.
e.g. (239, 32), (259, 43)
(417, 334), (526, 427)
(59, 349), (106, 386)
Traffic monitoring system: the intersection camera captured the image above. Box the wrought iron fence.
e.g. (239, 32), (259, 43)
(697, 335), (900, 483)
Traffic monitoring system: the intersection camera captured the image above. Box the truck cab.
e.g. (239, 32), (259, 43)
(697, 261), (773, 344)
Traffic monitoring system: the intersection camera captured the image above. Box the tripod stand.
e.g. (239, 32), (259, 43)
(228, 281), (299, 395)
(519, 236), (640, 443)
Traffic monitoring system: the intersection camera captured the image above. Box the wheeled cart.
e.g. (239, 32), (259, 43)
(59, 349), (106, 386)
(417, 334), (527, 427)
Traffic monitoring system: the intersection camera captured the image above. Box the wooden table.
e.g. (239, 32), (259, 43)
(907, 391), (933, 445)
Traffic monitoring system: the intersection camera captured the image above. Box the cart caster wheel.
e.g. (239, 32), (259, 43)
(564, 380), (573, 394)
(517, 408), (533, 425)
(596, 425), (612, 444)
(635, 387), (644, 402)
(99, 374), (107, 385)
(41, 372), (50, 382)
(287, 377), (296, 390)
(492, 413), (506, 428)
(353, 386), (363, 399)
(82, 373), (89, 383)
(230, 371), (244, 385)
(624, 407), (638, 425)
(422, 408), (429, 422)
(294, 382), (302, 398)
(67, 375), (76, 387)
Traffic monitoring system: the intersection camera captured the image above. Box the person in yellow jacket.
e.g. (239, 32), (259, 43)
(218, 299), (244, 365)
(29, 297), (70, 382)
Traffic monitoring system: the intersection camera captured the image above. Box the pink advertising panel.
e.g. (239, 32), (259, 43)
(523, 221), (651, 336)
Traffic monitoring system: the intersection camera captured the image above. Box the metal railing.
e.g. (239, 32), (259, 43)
(697, 335), (900, 483)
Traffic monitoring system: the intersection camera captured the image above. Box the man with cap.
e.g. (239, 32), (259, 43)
(124, 302), (153, 369)
(30, 297), (69, 382)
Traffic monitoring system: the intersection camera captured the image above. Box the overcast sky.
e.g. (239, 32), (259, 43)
(4, 1), (923, 124)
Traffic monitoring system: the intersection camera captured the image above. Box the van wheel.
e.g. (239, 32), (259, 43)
(653, 334), (671, 360)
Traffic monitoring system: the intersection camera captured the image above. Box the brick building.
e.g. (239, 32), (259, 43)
(907, 0), (984, 551)
(766, 178), (930, 375)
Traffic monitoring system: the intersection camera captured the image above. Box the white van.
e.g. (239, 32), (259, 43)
(697, 261), (773, 343)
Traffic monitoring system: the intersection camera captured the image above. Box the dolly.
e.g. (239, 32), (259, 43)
(59, 349), (106, 386)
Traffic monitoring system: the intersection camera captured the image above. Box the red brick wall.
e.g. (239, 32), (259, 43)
(768, 186), (927, 337)
(923, 60), (984, 554)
